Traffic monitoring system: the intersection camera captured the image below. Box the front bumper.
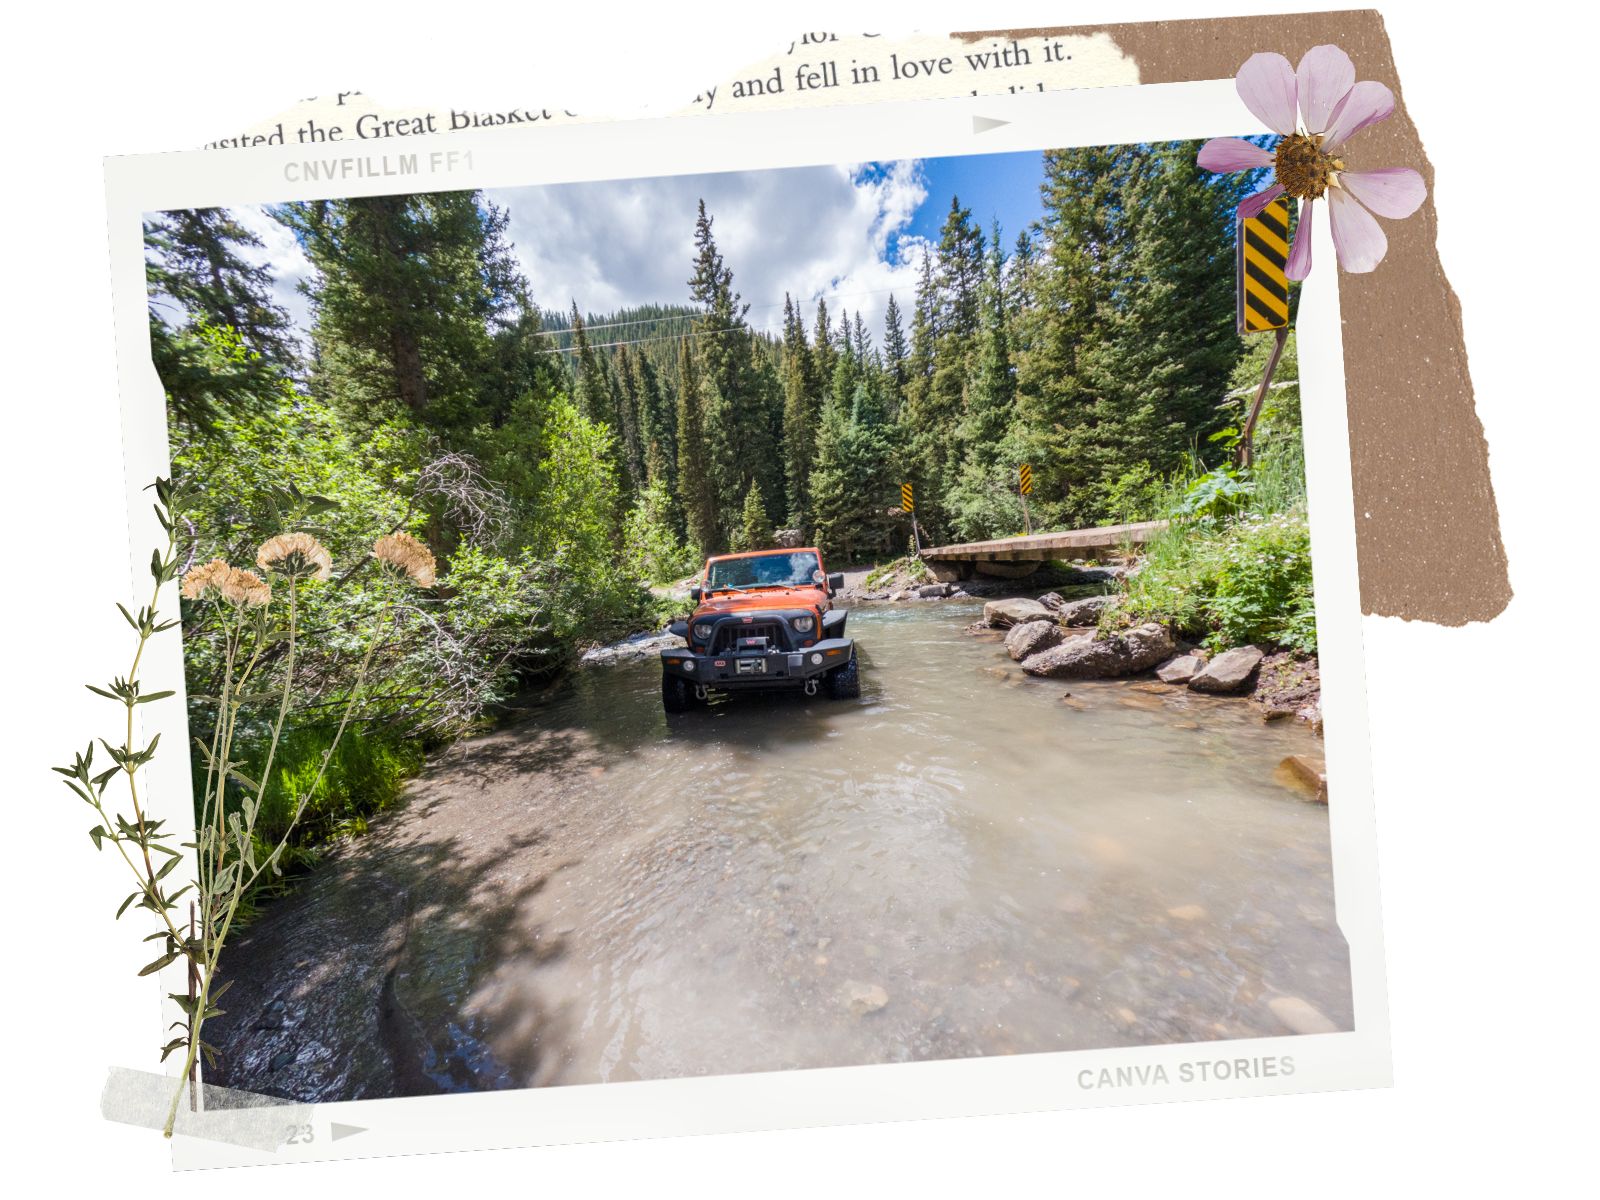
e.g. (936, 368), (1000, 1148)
(661, 638), (854, 688)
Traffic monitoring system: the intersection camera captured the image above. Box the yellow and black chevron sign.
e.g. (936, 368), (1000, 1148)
(1238, 197), (1291, 334)
(900, 482), (914, 512)
(1019, 464), (1033, 495)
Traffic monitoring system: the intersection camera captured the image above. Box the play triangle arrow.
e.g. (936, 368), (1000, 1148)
(330, 1122), (367, 1141)
(972, 116), (1010, 134)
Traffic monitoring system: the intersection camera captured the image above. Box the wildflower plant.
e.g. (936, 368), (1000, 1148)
(1197, 43), (1427, 277)
(55, 477), (433, 1136)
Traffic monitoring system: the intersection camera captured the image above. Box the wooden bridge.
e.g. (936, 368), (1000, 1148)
(920, 520), (1168, 580)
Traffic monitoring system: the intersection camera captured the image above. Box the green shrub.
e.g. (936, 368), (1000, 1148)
(1203, 511), (1316, 652)
(238, 724), (425, 846)
(1116, 509), (1315, 652)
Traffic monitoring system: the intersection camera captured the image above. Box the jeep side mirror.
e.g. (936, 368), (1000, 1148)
(689, 585), (702, 602)
(827, 572), (844, 595)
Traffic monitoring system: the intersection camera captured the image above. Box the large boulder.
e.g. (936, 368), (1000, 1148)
(1155, 653), (1207, 684)
(915, 582), (950, 599)
(1006, 619), (1066, 662)
(984, 597), (1053, 628)
(1020, 623), (1174, 679)
(1189, 645), (1266, 693)
(1057, 595), (1115, 627)
(772, 528), (804, 548)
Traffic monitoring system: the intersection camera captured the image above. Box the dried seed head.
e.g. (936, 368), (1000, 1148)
(256, 532), (333, 581)
(181, 558), (233, 601)
(372, 531), (437, 587)
(220, 567), (272, 608)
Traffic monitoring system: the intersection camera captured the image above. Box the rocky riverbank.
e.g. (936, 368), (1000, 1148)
(975, 590), (1323, 736)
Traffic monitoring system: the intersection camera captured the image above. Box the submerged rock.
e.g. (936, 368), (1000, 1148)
(1155, 653), (1207, 684)
(1189, 645), (1266, 693)
(984, 597), (1053, 628)
(843, 981), (889, 1015)
(1006, 620), (1066, 662)
(1275, 754), (1329, 803)
(1020, 623), (1175, 679)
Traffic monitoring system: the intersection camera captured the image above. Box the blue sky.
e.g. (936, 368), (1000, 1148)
(901, 150), (1046, 257)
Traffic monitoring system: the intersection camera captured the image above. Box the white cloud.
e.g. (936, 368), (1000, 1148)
(231, 204), (315, 343)
(487, 159), (929, 347)
(227, 161), (931, 355)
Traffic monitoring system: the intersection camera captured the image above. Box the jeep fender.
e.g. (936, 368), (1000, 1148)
(821, 608), (847, 638)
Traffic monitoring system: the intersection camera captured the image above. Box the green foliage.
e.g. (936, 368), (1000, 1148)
(1111, 446), (1315, 653)
(862, 555), (933, 590)
(243, 724), (425, 846)
(733, 479), (775, 552)
(624, 478), (699, 584)
(1176, 467), (1255, 521)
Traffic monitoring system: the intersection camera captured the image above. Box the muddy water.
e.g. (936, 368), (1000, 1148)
(210, 601), (1349, 1101)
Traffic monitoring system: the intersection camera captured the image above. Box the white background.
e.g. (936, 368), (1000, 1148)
(3, 1), (1592, 1195)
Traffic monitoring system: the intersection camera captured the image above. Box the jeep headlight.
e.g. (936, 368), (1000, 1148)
(692, 621), (715, 641)
(791, 614), (815, 634)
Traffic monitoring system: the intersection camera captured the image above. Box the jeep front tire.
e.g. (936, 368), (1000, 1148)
(826, 650), (861, 700)
(662, 672), (701, 713)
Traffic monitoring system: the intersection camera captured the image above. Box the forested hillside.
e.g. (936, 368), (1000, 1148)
(144, 139), (1273, 858)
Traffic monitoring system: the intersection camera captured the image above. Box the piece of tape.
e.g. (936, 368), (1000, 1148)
(101, 1066), (310, 1151)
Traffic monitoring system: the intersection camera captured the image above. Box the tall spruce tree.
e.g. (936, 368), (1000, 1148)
(882, 292), (908, 414)
(780, 294), (818, 529)
(675, 335), (719, 553)
(281, 191), (521, 431)
(945, 224), (1021, 538)
(687, 200), (772, 536)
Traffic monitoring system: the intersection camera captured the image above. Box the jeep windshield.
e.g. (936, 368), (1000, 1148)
(705, 552), (822, 592)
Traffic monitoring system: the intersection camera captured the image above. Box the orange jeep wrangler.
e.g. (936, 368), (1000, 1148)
(661, 546), (858, 711)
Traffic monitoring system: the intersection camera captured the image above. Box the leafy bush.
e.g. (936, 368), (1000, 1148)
(1117, 509), (1316, 652)
(247, 724), (426, 845)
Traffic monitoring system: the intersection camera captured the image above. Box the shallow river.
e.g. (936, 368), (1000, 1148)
(210, 600), (1350, 1101)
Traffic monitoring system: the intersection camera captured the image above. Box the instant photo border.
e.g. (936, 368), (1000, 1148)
(102, 79), (1388, 1169)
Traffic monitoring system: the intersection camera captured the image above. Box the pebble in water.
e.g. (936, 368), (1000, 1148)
(844, 982), (889, 1015)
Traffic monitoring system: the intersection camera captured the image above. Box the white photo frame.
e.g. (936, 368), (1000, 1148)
(101, 77), (1388, 1169)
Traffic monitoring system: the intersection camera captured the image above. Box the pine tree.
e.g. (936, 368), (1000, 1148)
(935, 196), (985, 340)
(780, 294), (818, 529)
(810, 372), (897, 562)
(882, 293), (908, 413)
(810, 297), (837, 396)
(1009, 144), (1136, 525)
(675, 335), (719, 553)
(280, 191), (520, 431)
(735, 480), (774, 551)
(687, 200), (771, 535)
(945, 224), (1021, 539)
(611, 343), (647, 494)
(144, 208), (298, 367)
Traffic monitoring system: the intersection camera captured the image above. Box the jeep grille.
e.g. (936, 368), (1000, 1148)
(710, 619), (788, 654)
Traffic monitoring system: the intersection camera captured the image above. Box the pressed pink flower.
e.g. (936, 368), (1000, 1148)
(1197, 44), (1426, 279)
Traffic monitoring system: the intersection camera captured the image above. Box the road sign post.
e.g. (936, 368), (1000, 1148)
(1236, 196), (1293, 468)
(1018, 463), (1033, 535)
(901, 482), (922, 555)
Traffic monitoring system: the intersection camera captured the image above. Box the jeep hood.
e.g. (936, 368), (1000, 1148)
(695, 586), (828, 615)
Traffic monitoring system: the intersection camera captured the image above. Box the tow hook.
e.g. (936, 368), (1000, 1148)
(804, 677), (819, 697)
(694, 684), (709, 701)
